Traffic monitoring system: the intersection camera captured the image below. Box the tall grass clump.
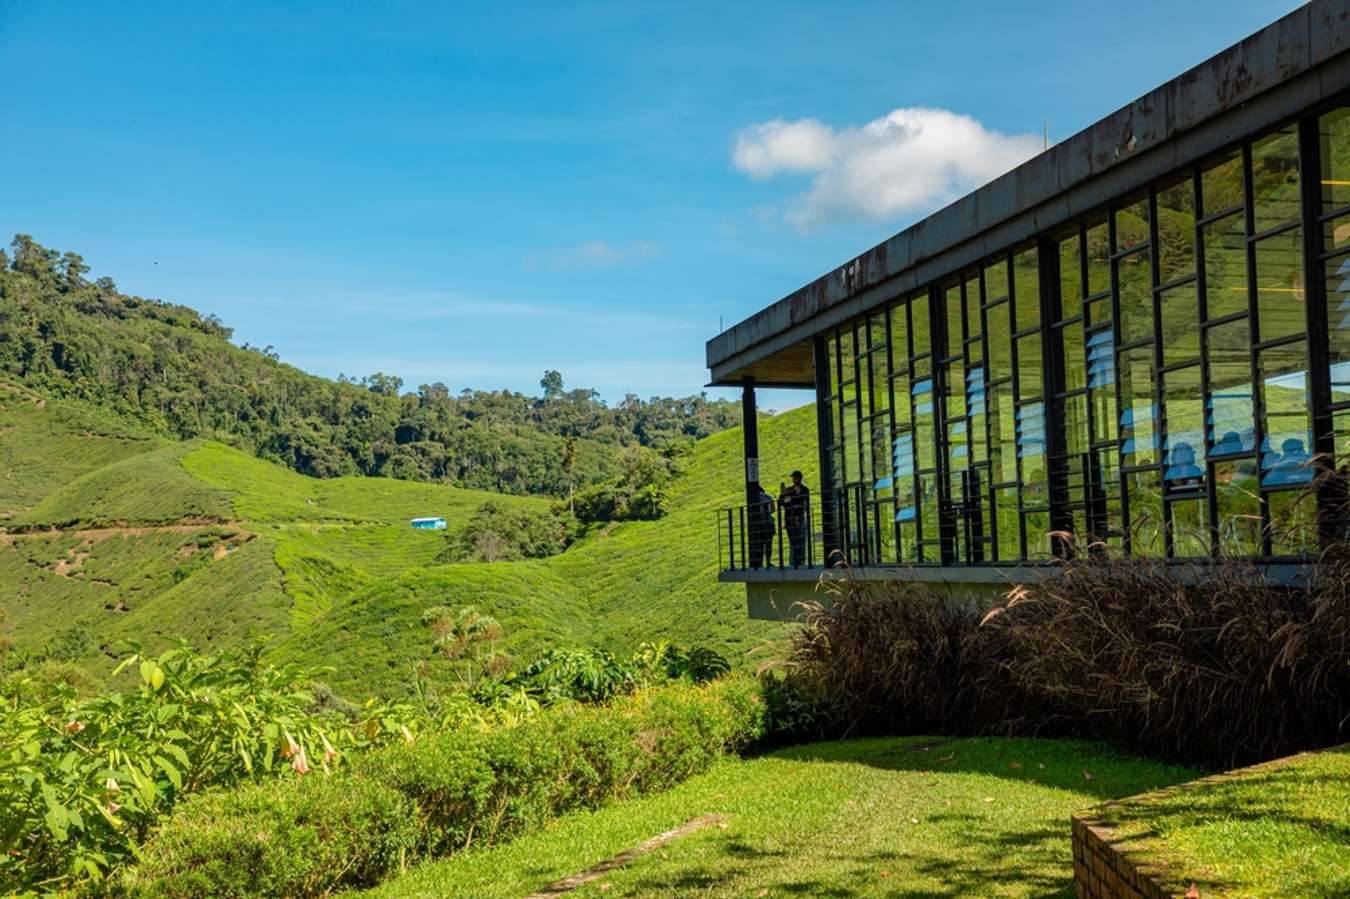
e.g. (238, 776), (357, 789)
(781, 548), (1350, 769)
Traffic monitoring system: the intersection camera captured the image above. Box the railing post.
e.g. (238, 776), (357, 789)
(739, 506), (747, 571)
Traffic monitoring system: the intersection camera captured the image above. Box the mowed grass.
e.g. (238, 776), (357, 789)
(1090, 745), (1350, 898)
(365, 736), (1195, 899)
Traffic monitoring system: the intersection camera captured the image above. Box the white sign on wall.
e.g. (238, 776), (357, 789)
(745, 457), (760, 482)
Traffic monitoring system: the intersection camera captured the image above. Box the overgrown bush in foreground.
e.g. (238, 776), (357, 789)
(782, 550), (1350, 769)
(0, 645), (436, 894)
(115, 678), (764, 898)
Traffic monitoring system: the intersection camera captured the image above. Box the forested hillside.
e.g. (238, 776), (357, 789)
(0, 235), (738, 496)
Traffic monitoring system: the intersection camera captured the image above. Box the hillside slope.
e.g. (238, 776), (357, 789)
(2, 390), (815, 698)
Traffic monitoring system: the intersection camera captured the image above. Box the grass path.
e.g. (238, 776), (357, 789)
(364, 737), (1194, 899)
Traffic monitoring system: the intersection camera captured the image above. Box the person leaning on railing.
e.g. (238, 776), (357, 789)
(778, 470), (809, 568)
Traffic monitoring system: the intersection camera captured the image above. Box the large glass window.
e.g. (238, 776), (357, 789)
(806, 112), (1331, 568)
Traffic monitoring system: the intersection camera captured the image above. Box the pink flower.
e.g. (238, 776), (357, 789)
(65, 720), (85, 734)
(280, 731), (299, 759)
(105, 802), (121, 815)
(321, 734), (338, 763)
(291, 748), (311, 775)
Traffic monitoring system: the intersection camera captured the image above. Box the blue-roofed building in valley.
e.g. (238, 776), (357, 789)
(708, 1), (1350, 619)
(410, 517), (447, 530)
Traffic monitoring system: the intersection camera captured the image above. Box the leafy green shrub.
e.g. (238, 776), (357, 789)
(121, 678), (764, 898)
(355, 734), (494, 855)
(567, 445), (676, 524)
(0, 645), (423, 894)
(113, 774), (417, 898)
(437, 501), (577, 563)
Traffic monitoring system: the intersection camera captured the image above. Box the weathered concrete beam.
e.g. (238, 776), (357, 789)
(708, 0), (1350, 386)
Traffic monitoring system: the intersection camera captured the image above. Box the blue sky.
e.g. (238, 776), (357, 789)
(0, 0), (1300, 409)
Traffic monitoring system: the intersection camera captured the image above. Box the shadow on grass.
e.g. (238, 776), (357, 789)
(623, 818), (1078, 898)
(769, 735), (1195, 804)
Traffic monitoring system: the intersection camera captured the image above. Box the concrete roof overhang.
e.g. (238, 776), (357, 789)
(706, 0), (1350, 388)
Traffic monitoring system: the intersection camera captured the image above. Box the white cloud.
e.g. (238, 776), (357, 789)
(524, 239), (661, 272)
(731, 107), (1041, 231)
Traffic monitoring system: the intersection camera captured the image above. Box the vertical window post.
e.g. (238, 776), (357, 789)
(813, 336), (839, 562)
(1300, 113), (1336, 547)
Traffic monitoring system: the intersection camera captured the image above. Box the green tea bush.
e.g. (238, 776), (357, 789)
(111, 773), (418, 898)
(120, 677), (764, 898)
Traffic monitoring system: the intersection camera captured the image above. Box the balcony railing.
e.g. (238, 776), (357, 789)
(720, 486), (896, 573)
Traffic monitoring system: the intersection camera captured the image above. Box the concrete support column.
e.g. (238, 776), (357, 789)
(742, 377), (760, 508)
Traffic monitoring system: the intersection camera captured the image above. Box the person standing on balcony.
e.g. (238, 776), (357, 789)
(779, 470), (810, 568)
(747, 483), (775, 568)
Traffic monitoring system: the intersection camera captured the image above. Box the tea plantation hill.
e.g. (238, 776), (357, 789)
(1, 385), (807, 698)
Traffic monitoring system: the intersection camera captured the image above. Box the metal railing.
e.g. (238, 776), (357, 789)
(718, 485), (909, 573)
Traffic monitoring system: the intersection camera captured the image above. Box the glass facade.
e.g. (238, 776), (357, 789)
(808, 102), (1350, 566)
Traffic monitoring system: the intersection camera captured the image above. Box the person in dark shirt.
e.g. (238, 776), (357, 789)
(778, 470), (810, 567)
(747, 484), (775, 568)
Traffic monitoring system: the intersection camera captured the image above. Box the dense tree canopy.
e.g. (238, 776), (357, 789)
(0, 235), (739, 496)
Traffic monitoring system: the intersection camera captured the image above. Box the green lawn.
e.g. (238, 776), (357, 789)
(364, 737), (1194, 899)
(1089, 744), (1350, 898)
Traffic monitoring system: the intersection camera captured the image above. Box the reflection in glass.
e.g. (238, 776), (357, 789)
(1269, 489), (1317, 555)
(1061, 323), (1085, 392)
(1120, 345), (1158, 467)
(1086, 221), (1110, 296)
(1159, 282), (1200, 365)
(945, 284), (963, 352)
(984, 258), (1009, 302)
(1060, 235), (1082, 306)
(1014, 248), (1040, 331)
(1126, 469), (1164, 557)
(1254, 228), (1305, 342)
(964, 276), (982, 340)
(1201, 150), (1244, 215)
(1214, 459), (1261, 556)
(1258, 341), (1313, 487)
(1117, 249), (1153, 343)
(1162, 367), (1205, 493)
(1016, 333), (1043, 399)
(1250, 126), (1300, 233)
(1114, 198), (1150, 251)
(1156, 178), (1196, 282)
(991, 380), (1017, 483)
(912, 293), (931, 356)
(1170, 499), (1209, 558)
(1202, 213), (1248, 321)
(1328, 254), (1350, 404)
(995, 485), (1020, 560)
(889, 305), (909, 367)
(1205, 318), (1254, 455)
(1321, 107), (1350, 212)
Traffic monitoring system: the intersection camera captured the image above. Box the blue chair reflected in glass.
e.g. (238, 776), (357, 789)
(1263, 437), (1312, 486)
(1164, 441), (1205, 492)
(1211, 430), (1246, 456)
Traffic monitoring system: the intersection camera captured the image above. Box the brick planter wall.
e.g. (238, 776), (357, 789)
(1071, 814), (1172, 899)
